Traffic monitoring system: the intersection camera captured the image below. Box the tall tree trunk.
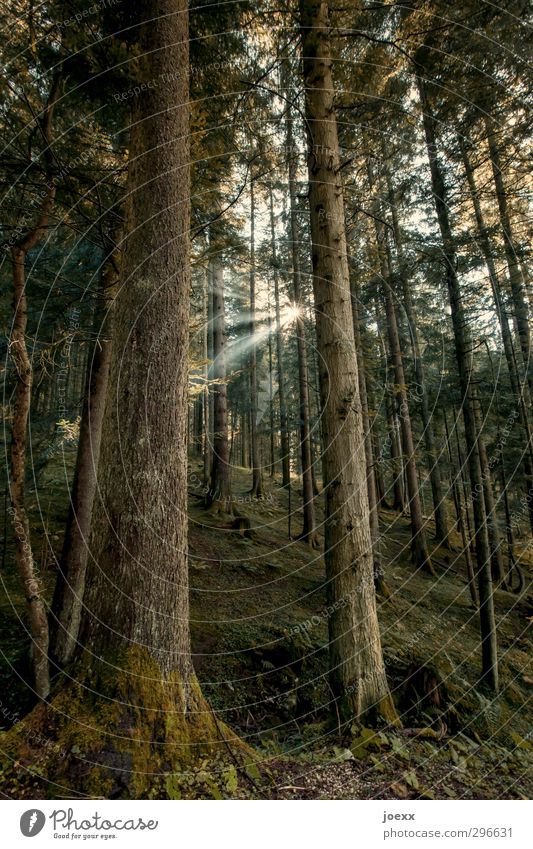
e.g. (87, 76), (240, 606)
(206, 260), (232, 513)
(241, 409), (248, 468)
(485, 116), (533, 402)
(443, 411), (478, 607)
(350, 273), (387, 595)
(374, 294), (405, 512)
(202, 266), (211, 484)
(460, 140), (533, 535)
(474, 393), (506, 587)
(205, 260), (215, 486)
(267, 294), (276, 477)
(71, 3), (240, 782)
(249, 176), (263, 497)
(368, 159), (433, 573)
(418, 70), (498, 690)
(383, 155), (450, 547)
(8, 74), (62, 700)
(10, 249), (51, 700)
(50, 234), (120, 665)
(387, 395), (406, 512)
(299, 0), (397, 724)
(269, 185), (290, 488)
(285, 67), (319, 545)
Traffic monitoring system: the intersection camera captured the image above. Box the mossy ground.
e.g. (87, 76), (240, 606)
(0, 455), (531, 798)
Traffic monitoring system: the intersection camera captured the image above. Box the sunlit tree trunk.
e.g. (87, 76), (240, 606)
(299, 0), (398, 724)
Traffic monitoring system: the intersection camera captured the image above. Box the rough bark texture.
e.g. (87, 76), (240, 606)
(79, 1), (198, 688)
(418, 71), (498, 691)
(299, 0), (397, 724)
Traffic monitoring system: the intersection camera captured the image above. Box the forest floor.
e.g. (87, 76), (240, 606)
(0, 453), (532, 799)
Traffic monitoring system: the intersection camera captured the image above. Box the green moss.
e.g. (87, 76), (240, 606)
(0, 645), (253, 799)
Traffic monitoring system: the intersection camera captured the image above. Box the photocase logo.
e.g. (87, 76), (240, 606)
(20, 810), (46, 837)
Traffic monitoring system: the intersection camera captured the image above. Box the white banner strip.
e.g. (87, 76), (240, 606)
(2, 799), (531, 848)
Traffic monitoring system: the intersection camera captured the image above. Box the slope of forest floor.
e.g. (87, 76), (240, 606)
(0, 453), (532, 799)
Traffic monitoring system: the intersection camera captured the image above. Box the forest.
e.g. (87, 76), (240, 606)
(0, 0), (531, 803)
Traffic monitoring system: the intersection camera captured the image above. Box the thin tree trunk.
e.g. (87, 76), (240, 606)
(443, 411), (478, 606)
(50, 234), (120, 665)
(241, 409), (247, 468)
(350, 272), (387, 595)
(269, 185), (290, 487)
(206, 260), (232, 513)
(205, 261), (214, 485)
(299, 0), (398, 724)
(383, 154), (450, 546)
(7, 74), (62, 700)
(485, 116), (533, 402)
(285, 68), (318, 545)
(387, 396), (406, 512)
(418, 70), (498, 690)
(368, 159), (434, 574)
(249, 177), (263, 497)
(474, 393), (506, 588)
(366, 378), (387, 508)
(267, 307), (276, 478)
(453, 406), (476, 553)
(10, 249), (51, 700)
(461, 140), (533, 535)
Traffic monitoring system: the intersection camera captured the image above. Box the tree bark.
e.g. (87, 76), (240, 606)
(299, 0), (398, 724)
